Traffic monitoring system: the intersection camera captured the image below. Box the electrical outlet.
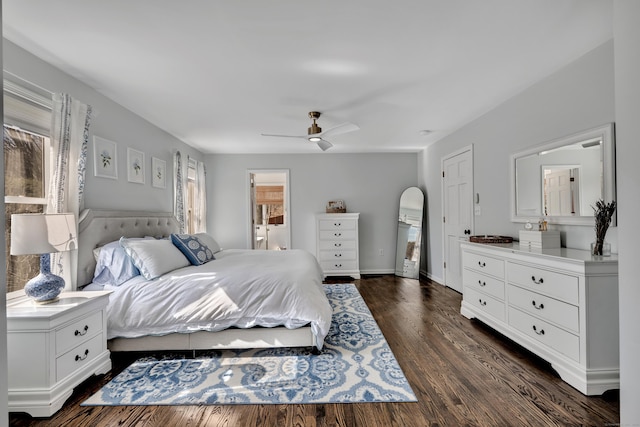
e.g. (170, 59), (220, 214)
(379, 248), (384, 256)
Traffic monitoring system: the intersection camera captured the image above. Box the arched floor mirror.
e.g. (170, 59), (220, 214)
(395, 187), (424, 279)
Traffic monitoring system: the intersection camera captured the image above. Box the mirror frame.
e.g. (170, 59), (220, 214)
(510, 123), (616, 226)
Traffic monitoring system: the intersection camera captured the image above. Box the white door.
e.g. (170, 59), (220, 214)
(442, 146), (473, 293)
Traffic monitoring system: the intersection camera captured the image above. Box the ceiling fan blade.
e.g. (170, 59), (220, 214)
(316, 139), (333, 151)
(318, 122), (359, 138)
(261, 133), (306, 139)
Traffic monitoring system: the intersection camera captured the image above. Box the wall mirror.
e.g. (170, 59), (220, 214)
(395, 187), (424, 279)
(510, 123), (615, 226)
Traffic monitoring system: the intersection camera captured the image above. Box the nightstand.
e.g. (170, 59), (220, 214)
(7, 290), (112, 417)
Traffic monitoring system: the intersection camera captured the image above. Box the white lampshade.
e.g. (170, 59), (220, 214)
(10, 213), (78, 255)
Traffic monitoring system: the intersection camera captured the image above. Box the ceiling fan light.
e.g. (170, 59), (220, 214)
(308, 136), (322, 142)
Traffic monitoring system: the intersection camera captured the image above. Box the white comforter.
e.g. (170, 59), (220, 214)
(104, 249), (332, 349)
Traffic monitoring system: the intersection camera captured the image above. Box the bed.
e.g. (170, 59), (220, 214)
(77, 209), (332, 352)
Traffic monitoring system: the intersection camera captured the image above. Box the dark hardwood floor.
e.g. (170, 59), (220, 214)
(9, 275), (619, 426)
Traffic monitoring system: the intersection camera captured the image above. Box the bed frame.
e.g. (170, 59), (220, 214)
(77, 209), (316, 351)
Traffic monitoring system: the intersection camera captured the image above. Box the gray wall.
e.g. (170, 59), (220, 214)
(3, 40), (204, 213)
(421, 40), (615, 284)
(206, 153), (418, 273)
(614, 1), (640, 423)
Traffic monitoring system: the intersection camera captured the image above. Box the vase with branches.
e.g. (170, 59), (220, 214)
(592, 199), (616, 256)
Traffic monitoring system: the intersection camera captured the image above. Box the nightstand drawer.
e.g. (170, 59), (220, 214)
(320, 260), (358, 272)
(56, 333), (104, 381)
(56, 311), (103, 355)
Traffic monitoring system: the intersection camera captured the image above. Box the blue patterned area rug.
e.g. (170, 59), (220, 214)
(82, 283), (417, 406)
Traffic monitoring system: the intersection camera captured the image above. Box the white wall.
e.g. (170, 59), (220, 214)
(421, 40), (615, 284)
(614, 1), (640, 423)
(2, 40), (204, 213)
(206, 153), (418, 273)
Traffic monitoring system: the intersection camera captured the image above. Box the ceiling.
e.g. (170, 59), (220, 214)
(2, 1), (613, 154)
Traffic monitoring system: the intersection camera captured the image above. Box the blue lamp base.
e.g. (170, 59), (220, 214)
(24, 254), (65, 304)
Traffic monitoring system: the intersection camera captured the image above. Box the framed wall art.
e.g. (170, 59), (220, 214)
(93, 136), (118, 179)
(127, 148), (145, 184)
(151, 157), (166, 189)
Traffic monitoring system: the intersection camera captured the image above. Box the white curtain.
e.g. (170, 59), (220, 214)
(173, 150), (186, 233)
(47, 93), (92, 290)
(193, 160), (207, 233)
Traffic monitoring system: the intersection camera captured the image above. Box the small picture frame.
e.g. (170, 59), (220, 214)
(326, 200), (346, 213)
(151, 157), (166, 189)
(127, 148), (145, 184)
(93, 136), (118, 180)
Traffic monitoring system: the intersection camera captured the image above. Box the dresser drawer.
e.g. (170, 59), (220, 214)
(507, 285), (579, 333)
(508, 307), (579, 362)
(463, 251), (505, 279)
(319, 230), (357, 241)
(320, 260), (358, 272)
(318, 219), (356, 231)
(318, 240), (357, 250)
(464, 287), (505, 322)
(463, 269), (505, 301)
(507, 263), (579, 304)
(318, 249), (357, 262)
(56, 333), (104, 381)
(56, 311), (103, 356)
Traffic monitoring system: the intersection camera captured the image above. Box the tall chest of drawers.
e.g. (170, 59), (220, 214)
(315, 213), (360, 279)
(460, 242), (618, 395)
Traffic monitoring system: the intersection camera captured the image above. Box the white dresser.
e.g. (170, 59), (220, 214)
(7, 291), (112, 417)
(315, 213), (360, 279)
(460, 242), (618, 395)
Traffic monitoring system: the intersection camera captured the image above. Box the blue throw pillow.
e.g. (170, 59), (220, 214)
(170, 233), (215, 265)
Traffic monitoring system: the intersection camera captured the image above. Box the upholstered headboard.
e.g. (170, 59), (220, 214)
(77, 209), (180, 288)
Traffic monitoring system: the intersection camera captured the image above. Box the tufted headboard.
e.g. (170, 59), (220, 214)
(77, 209), (180, 288)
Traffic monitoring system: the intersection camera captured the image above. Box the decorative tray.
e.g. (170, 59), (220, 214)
(469, 235), (514, 244)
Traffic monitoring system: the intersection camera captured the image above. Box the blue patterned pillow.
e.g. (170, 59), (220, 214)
(170, 234), (215, 265)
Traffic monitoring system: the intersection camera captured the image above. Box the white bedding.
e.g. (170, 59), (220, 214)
(100, 249), (332, 349)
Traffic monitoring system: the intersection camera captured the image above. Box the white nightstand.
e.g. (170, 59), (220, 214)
(7, 290), (112, 417)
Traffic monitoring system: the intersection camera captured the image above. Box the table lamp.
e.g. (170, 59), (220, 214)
(10, 213), (77, 303)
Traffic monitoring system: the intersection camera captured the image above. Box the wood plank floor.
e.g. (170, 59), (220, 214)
(9, 275), (619, 426)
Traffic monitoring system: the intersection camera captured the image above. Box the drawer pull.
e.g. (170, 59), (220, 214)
(334, 222), (341, 227)
(532, 325), (545, 335)
(478, 261), (486, 268)
(532, 301), (544, 310)
(74, 325), (89, 336)
(478, 299), (487, 306)
(478, 280), (486, 287)
(334, 243), (342, 247)
(334, 233), (342, 237)
(531, 276), (544, 284)
(334, 264), (342, 268)
(75, 349), (89, 362)
(334, 253), (342, 258)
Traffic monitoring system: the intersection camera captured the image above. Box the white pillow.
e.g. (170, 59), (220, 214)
(119, 237), (190, 280)
(195, 233), (222, 253)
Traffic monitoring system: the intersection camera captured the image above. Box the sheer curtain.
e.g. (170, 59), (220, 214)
(173, 150), (186, 233)
(47, 93), (92, 290)
(193, 160), (207, 233)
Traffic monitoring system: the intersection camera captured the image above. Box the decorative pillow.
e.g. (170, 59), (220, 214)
(93, 239), (144, 285)
(194, 232), (222, 254)
(171, 233), (215, 265)
(120, 237), (190, 280)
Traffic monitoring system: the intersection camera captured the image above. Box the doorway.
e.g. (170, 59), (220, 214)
(442, 145), (474, 293)
(248, 170), (291, 250)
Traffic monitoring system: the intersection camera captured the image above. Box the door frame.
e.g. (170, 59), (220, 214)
(441, 144), (474, 291)
(246, 169), (291, 250)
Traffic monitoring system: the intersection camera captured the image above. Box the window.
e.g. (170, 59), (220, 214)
(3, 77), (52, 293)
(186, 158), (197, 234)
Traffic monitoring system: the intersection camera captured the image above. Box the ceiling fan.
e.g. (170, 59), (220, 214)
(261, 111), (359, 151)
